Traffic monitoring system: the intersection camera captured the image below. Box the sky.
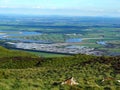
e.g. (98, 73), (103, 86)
(0, 0), (120, 17)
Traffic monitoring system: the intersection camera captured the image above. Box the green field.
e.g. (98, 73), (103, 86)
(24, 51), (69, 57)
(0, 16), (120, 56)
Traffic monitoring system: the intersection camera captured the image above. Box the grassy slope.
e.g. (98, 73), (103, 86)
(23, 50), (68, 57)
(0, 46), (120, 90)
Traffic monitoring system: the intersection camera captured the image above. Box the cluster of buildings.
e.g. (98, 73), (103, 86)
(6, 42), (103, 56)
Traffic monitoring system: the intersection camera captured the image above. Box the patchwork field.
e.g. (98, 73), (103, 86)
(0, 16), (120, 56)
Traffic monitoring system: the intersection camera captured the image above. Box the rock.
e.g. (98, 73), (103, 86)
(61, 77), (79, 86)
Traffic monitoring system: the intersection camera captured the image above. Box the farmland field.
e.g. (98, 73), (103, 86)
(0, 15), (120, 56)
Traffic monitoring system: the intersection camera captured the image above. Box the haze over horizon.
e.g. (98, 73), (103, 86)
(0, 0), (120, 17)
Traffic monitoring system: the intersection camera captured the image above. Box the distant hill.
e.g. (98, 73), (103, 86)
(0, 46), (119, 90)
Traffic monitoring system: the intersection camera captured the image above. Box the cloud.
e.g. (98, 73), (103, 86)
(0, 0), (11, 3)
(31, 6), (45, 9)
(31, 6), (59, 10)
(0, 0), (12, 8)
(117, 10), (120, 13)
(0, 6), (9, 8)
(0, 5), (21, 9)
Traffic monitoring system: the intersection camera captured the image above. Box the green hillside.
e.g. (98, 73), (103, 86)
(0, 46), (119, 90)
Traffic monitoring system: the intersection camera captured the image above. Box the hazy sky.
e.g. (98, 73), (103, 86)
(0, 0), (120, 17)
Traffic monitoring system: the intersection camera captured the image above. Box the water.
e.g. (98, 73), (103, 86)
(66, 38), (82, 43)
(97, 41), (106, 45)
(0, 30), (46, 43)
(1, 31), (82, 43)
(5, 38), (50, 43)
(66, 45), (85, 49)
(0, 30), (41, 37)
(11, 31), (41, 36)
